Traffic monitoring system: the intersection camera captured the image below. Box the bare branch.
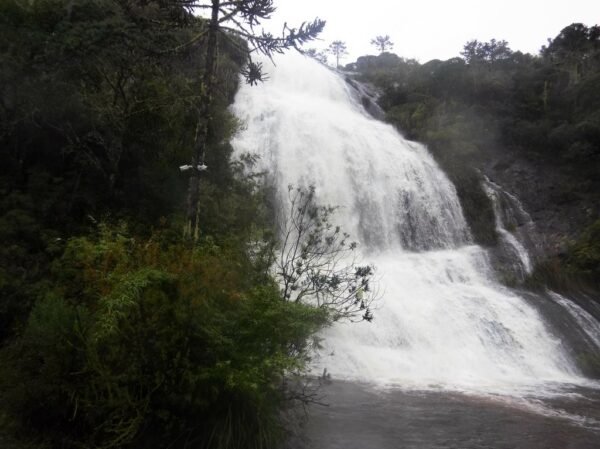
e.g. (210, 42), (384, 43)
(274, 185), (377, 322)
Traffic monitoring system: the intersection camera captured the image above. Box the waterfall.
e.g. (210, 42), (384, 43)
(231, 53), (599, 394)
(483, 177), (535, 282)
(549, 292), (600, 349)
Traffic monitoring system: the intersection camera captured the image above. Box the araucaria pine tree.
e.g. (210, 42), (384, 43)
(181, 0), (325, 239)
(370, 35), (394, 53)
(328, 40), (348, 68)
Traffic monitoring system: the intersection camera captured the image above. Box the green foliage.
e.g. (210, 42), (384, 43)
(1, 226), (327, 449)
(0, 0), (247, 340)
(0, 0), (243, 227)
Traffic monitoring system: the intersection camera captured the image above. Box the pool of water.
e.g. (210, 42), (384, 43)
(288, 381), (600, 449)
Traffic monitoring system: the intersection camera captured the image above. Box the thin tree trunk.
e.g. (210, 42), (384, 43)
(185, 0), (220, 239)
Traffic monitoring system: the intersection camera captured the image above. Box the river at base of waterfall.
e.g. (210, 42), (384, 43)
(287, 381), (600, 449)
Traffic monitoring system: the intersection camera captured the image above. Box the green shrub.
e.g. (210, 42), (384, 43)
(1, 226), (327, 449)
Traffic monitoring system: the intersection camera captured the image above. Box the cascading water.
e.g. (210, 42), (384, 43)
(231, 53), (599, 394)
(483, 177), (534, 279)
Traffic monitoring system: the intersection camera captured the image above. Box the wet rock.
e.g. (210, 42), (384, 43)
(480, 150), (598, 257)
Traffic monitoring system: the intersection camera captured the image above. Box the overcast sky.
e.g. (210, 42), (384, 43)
(265, 0), (600, 63)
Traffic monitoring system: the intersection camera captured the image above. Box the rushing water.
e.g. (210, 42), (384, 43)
(483, 176), (534, 280)
(231, 53), (600, 445)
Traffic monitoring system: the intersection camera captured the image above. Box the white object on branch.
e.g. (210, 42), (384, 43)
(179, 164), (208, 172)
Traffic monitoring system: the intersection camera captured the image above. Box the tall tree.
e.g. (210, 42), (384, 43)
(328, 40), (348, 68)
(181, 1), (325, 239)
(370, 35), (394, 53)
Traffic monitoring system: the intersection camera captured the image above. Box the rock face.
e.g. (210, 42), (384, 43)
(344, 76), (386, 121)
(480, 149), (598, 258)
(482, 176), (540, 283)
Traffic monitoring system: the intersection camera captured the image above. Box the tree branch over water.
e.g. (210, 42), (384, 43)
(276, 185), (377, 323)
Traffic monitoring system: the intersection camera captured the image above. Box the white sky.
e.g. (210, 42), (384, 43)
(266, 0), (600, 63)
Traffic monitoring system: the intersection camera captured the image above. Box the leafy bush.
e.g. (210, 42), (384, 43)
(1, 225), (327, 449)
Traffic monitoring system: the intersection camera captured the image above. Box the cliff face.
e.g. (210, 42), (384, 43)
(481, 149), (598, 258)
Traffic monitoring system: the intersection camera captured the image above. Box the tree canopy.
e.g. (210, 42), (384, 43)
(460, 38), (512, 63)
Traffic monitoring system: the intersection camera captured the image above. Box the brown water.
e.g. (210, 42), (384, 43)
(289, 381), (600, 449)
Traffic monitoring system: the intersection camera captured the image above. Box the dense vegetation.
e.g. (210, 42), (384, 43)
(0, 1), (343, 448)
(350, 24), (600, 291)
(1, 1), (598, 445)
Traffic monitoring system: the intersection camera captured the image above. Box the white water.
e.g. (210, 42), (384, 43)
(550, 291), (600, 349)
(231, 53), (596, 394)
(483, 178), (533, 276)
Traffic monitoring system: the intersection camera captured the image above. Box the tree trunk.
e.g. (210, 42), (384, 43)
(185, 0), (220, 239)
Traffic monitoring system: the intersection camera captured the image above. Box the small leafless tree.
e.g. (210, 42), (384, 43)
(275, 185), (376, 323)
